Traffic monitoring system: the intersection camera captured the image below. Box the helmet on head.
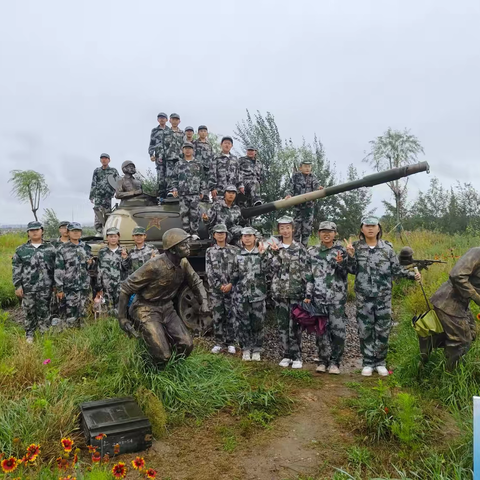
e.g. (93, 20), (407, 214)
(162, 228), (190, 250)
(122, 160), (135, 172)
(399, 246), (414, 265)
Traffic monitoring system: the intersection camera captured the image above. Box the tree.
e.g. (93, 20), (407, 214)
(363, 128), (424, 232)
(9, 170), (50, 221)
(41, 208), (59, 239)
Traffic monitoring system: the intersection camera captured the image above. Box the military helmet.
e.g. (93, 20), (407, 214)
(122, 160), (135, 170)
(27, 221), (43, 231)
(212, 224), (228, 234)
(162, 228), (190, 250)
(399, 246), (414, 264)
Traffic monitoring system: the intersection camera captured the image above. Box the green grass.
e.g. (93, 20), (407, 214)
(0, 232), (25, 307)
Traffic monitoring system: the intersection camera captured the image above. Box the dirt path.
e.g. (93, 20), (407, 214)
(144, 373), (357, 480)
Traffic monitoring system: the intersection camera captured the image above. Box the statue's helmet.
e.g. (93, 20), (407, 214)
(399, 246), (414, 264)
(122, 160), (135, 173)
(162, 228), (191, 250)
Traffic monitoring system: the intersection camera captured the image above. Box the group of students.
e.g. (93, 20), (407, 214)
(205, 215), (421, 376)
(12, 221), (157, 341)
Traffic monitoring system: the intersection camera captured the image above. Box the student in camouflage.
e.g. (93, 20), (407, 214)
(205, 224), (239, 355)
(238, 146), (263, 207)
(164, 113), (184, 195)
(12, 221), (56, 342)
(50, 220), (71, 318)
(266, 216), (307, 369)
(233, 227), (268, 361)
(304, 221), (353, 374)
(202, 185), (246, 243)
(149, 112), (171, 199)
(122, 226), (158, 274)
(55, 220), (70, 246)
(96, 227), (128, 315)
(172, 142), (206, 238)
(184, 126), (195, 143)
(89, 153), (119, 234)
(284, 160), (322, 247)
(54, 222), (94, 327)
(348, 217), (421, 376)
(208, 136), (244, 201)
(193, 125), (213, 196)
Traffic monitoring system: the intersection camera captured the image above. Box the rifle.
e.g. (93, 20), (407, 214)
(398, 246), (447, 271)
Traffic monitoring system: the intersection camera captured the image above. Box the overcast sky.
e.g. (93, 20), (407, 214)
(1, 0), (479, 225)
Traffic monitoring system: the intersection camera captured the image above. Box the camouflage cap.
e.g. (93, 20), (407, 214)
(277, 216), (294, 225)
(300, 160), (312, 165)
(122, 160), (135, 169)
(67, 222), (83, 231)
(182, 142), (194, 149)
(221, 136), (233, 144)
(212, 224), (228, 233)
(198, 125), (208, 131)
(361, 216), (380, 226)
(318, 221), (337, 231)
(58, 220), (70, 227)
(132, 226), (146, 235)
(100, 153), (110, 159)
(170, 112), (180, 119)
(241, 227), (257, 235)
(27, 221), (43, 231)
(106, 227), (120, 235)
(184, 126), (194, 132)
(246, 145), (257, 151)
(157, 112), (168, 118)
(225, 185), (237, 193)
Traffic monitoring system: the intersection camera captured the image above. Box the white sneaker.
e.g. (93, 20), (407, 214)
(376, 366), (389, 376)
(251, 352), (261, 362)
(328, 365), (340, 375)
(211, 345), (222, 354)
(316, 364), (326, 373)
(227, 345), (236, 354)
(361, 366), (373, 377)
(291, 360), (303, 369)
(279, 358), (292, 368)
(242, 350), (251, 361)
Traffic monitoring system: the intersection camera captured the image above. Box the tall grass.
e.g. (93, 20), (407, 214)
(0, 232), (25, 307)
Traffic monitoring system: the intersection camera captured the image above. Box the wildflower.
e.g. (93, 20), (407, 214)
(145, 468), (157, 479)
(13, 438), (21, 444)
(72, 453), (78, 466)
(111, 462), (127, 479)
(87, 445), (97, 453)
(95, 433), (107, 440)
(1, 457), (18, 473)
(56, 457), (69, 470)
(477, 313), (480, 321)
(384, 407), (389, 413)
(102, 454), (110, 464)
(18, 456), (29, 466)
(131, 456), (145, 470)
(59, 476), (76, 480)
(43, 359), (51, 365)
(61, 438), (74, 453)
(26, 443), (40, 462)
(388, 370), (393, 375)
(114, 444), (121, 455)
(91, 452), (101, 463)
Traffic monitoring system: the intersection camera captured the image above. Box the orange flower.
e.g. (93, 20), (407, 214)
(114, 444), (120, 455)
(91, 452), (102, 463)
(87, 445), (97, 453)
(61, 438), (74, 453)
(102, 454), (110, 464)
(111, 462), (127, 479)
(131, 456), (145, 470)
(145, 468), (157, 479)
(95, 433), (107, 440)
(18, 456), (29, 466)
(72, 454), (78, 466)
(477, 313), (480, 321)
(26, 443), (41, 462)
(59, 476), (76, 480)
(1, 457), (18, 473)
(56, 457), (69, 470)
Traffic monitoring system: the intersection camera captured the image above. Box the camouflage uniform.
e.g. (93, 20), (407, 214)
(305, 243), (353, 367)
(350, 239), (415, 367)
(97, 247), (127, 315)
(208, 154), (244, 199)
(89, 165), (119, 233)
(123, 244), (158, 274)
(426, 247), (480, 369)
(206, 199), (246, 243)
(12, 241), (56, 336)
(267, 240), (307, 361)
(164, 128), (184, 192)
(54, 241), (93, 326)
(172, 157), (206, 234)
(193, 138), (213, 190)
(205, 243), (239, 347)
(233, 244), (267, 353)
(238, 155), (263, 207)
(284, 172), (320, 246)
(148, 124), (171, 197)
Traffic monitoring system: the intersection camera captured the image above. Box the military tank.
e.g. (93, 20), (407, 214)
(87, 161), (430, 332)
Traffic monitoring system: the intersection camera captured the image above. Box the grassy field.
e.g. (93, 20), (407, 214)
(0, 231), (479, 479)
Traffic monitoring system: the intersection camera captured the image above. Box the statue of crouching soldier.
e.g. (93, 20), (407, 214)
(118, 228), (209, 363)
(116, 161), (143, 199)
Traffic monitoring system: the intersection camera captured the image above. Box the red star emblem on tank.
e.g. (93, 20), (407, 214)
(146, 217), (166, 231)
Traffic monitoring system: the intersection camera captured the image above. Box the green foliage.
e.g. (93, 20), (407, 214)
(137, 167), (158, 196)
(0, 233), (25, 307)
(41, 208), (60, 240)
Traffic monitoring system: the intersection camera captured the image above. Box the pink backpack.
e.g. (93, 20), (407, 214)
(291, 303), (328, 336)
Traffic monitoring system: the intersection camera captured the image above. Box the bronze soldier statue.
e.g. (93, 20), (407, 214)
(118, 228), (209, 363)
(116, 161), (143, 199)
(421, 247), (479, 369)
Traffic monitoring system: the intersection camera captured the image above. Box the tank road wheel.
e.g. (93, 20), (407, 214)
(176, 284), (212, 333)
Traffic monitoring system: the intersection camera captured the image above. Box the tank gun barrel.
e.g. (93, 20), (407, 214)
(241, 161), (430, 219)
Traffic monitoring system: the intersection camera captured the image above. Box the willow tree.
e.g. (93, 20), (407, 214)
(9, 170), (50, 221)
